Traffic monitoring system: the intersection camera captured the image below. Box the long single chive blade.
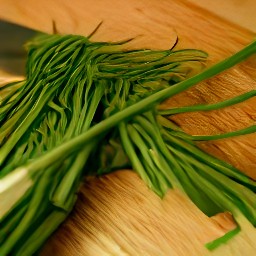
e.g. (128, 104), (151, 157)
(169, 125), (256, 141)
(158, 90), (256, 115)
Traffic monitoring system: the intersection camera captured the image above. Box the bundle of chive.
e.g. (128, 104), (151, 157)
(0, 33), (256, 255)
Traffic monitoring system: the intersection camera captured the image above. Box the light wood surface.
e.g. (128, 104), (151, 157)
(0, 0), (256, 255)
(41, 171), (256, 256)
(188, 0), (256, 33)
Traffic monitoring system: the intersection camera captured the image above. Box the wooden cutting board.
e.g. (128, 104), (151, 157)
(0, 0), (256, 255)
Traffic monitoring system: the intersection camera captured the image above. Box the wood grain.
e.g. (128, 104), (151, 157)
(0, 0), (256, 255)
(41, 171), (255, 256)
(187, 0), (256, 33)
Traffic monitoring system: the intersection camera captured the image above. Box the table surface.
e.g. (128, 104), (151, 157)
(0, 0), (256, 256)
(189, 0), (256, 33)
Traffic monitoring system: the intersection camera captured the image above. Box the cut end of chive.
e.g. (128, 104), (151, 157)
(205, 227), (240, 251)
(0, 167), (32, 220)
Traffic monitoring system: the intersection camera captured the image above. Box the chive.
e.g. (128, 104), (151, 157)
(159, 90), (256, 115)
(161, 128), (256, 189)
(1, 33), (255, 254)
(15, 209), (71, 256)
(21, 39), (256, 175)
(119, 122), (154, 191)
(168, 125), (256, 141)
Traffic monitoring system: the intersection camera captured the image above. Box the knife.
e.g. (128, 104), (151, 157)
(0, 20), (36, 76)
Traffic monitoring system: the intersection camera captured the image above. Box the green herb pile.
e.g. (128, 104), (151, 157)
(0, 33), (256, 255)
